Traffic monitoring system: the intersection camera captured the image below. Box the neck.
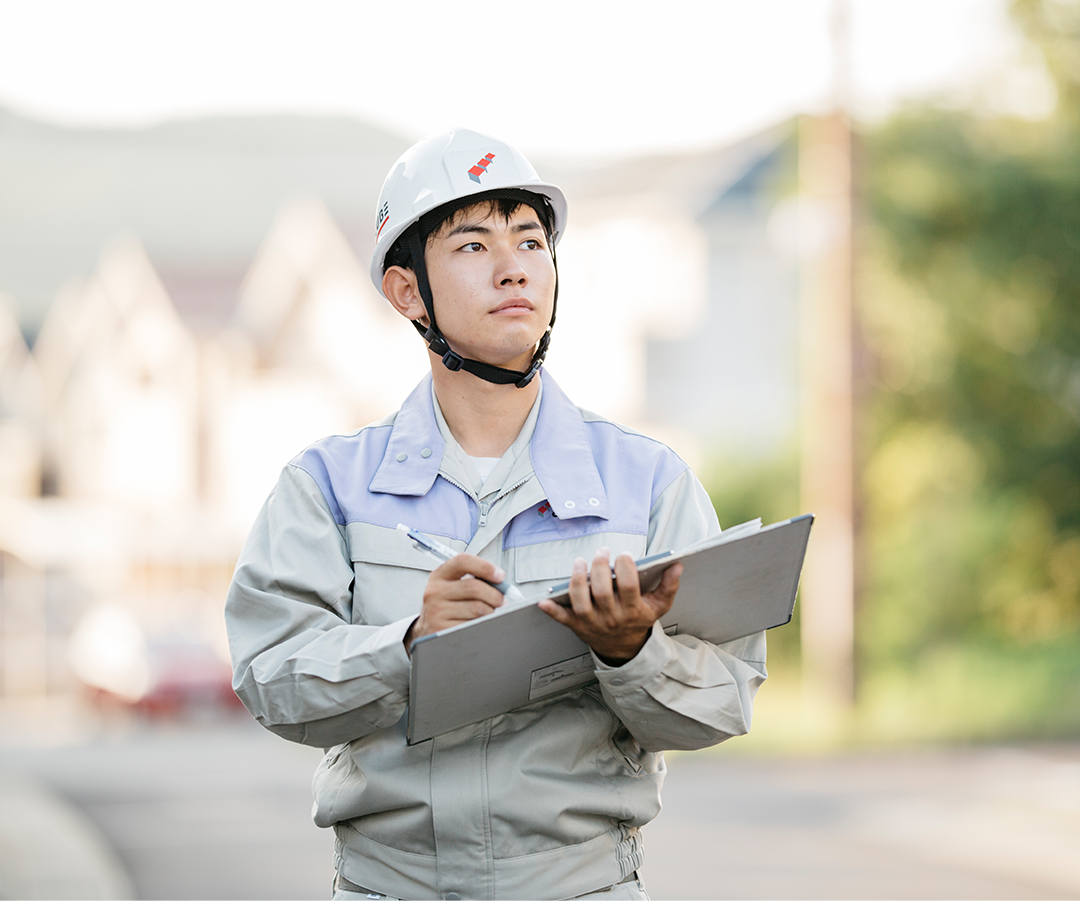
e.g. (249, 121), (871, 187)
(430, 354), (540, 457)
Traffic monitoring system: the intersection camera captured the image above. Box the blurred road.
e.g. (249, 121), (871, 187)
(1, 713), (1078, 900)
(642, 745), (1080, 899)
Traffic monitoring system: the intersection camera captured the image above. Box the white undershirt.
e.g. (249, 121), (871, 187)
(430, 377), (544, 496)
(466, 455), (502, 484)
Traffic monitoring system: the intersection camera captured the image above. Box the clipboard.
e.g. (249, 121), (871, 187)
(406, 514), (813, 744)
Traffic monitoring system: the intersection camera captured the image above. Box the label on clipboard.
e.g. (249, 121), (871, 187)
(529, 652), (595, 700)
(527, 625), (681, 702)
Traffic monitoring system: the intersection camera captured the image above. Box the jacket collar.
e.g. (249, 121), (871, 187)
(368, 375), (444, 496)
(369, 371), (610, 520)
(529, 375), (610, 520)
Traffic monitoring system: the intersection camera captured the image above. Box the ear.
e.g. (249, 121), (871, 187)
(383, 266), (430, 326)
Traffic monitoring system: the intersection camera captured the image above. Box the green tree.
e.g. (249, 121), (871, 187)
(854, 0), (1080, 736)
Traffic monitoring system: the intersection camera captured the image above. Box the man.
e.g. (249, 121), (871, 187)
(226, 128), (767, 901)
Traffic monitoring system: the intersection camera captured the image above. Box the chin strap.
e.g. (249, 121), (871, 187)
(410, 320), (552, 388)
(404, 212), (558, 390)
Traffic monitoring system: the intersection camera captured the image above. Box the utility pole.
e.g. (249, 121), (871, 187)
(799, 0), (856, 713)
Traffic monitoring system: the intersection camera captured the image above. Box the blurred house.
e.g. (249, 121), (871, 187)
(210, 199), (426, 526)
(0, 114), (797, 706)
(0, 298), (42, 497)
(34, 239), (200, 506)
(547, 123), (798, 460)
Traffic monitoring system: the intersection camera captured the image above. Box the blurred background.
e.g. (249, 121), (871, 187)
(1, 0), (1078, 898)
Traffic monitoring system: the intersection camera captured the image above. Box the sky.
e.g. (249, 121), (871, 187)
(0, 0), (1053, 160)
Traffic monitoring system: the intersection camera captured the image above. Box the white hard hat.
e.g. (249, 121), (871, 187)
(369, 128), (567, 297)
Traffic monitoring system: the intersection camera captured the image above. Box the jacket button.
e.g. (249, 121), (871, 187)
(563, 500), (576, 509)
(444, 894), (461, 900)
(421, 447), (432, 458)
(588, 497), (600, 506)
(396, 452), (408, 462)
(610, 677), (625, 686)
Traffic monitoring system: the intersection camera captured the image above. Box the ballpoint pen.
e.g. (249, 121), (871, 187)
(397, 523), (525, 602)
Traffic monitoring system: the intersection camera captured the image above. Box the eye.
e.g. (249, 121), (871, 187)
(520, 237), (545, 251)
(459, 241), (484, 252)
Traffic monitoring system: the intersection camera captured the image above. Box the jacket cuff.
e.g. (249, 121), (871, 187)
(370, 615), (415, 698)
(591, 621), (672, 692)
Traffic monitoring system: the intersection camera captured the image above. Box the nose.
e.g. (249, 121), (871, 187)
(495, 247), (528, 287)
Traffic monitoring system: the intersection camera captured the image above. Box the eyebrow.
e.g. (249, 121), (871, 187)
(444, 218), (544, 239)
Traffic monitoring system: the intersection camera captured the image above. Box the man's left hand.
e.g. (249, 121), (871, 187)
(538, 549), (682, 665)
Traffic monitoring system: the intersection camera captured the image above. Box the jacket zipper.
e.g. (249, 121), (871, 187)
(440, 472), (533, 530)
(439, 472), (477, 501)
(478, 475), (533, 527)
(492, 474), (532, 506)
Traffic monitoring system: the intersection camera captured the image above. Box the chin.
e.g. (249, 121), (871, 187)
(461, 337), (542, 370)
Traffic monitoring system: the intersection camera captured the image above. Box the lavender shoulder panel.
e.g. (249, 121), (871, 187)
(290, 430), (475, 544)
(582, 418), (689, 511)
(506, 419), (688, 549)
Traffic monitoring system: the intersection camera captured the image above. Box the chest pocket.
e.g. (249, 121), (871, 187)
(510, 531), (649, 595)
(345, 521), (443, 626)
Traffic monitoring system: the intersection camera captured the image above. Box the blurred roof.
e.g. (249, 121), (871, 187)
(0, 107), (794, 340)
(152, 263), (248, 336)
(0, 106), (410, 338)
(544, 121), (794, 217)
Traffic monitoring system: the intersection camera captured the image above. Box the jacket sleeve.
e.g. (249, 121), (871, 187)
(225, 463), (414, 748)
(591, 468), (768, 751)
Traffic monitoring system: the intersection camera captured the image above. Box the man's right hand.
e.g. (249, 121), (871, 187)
(404, 554), (506, 653)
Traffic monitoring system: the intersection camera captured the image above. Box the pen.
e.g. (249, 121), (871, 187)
(397, 523), (525, 602)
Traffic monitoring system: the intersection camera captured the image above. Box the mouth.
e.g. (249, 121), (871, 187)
(491, 298), (535, 314)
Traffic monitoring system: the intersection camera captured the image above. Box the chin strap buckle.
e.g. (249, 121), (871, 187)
(415, 323), (549, 387)
(441, 349), (464, 372)
(514, 329), (551, 387)
(422, 325), (449, 358)
(514, 357), (543, 388)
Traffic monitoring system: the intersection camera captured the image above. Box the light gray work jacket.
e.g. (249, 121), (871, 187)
(226, 372), (767, 901)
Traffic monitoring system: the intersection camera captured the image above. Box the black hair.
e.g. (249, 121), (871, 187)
(383, 189), (556, 273)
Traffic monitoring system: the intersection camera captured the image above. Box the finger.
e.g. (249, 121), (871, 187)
(538, 598), (573, 625)
(567, 557), (593, 616)
(438, 577), (506, 608)
(588, 547), (615, 613)
(412, 594), (499, 639)
(612, 553), (642, 605)
(434, 555), (507, 608)
(419, 599), (498, 635)
(437, 553), (507, 586)
(643, 562), (682, 617)
(442, 599), (500, 623)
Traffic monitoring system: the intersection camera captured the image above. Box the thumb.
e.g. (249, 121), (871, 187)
(645, 562), (682, 616)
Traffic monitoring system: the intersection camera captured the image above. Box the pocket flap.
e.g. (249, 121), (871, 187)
(345, 521), (465, 571)
(513, 532), (648, 584)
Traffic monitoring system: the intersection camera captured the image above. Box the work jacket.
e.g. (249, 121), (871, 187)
(226, 372), (768, 901)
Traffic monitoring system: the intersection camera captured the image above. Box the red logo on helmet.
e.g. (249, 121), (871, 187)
(468, 153), (495, 184)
